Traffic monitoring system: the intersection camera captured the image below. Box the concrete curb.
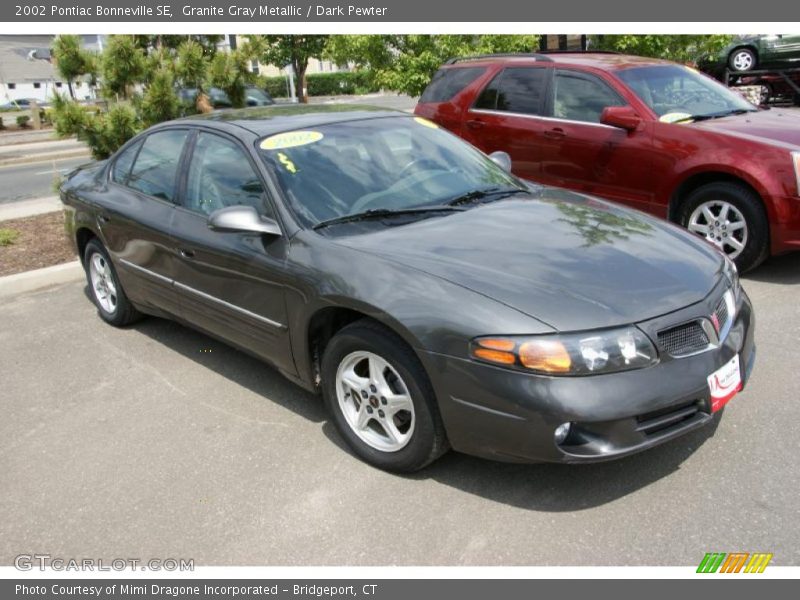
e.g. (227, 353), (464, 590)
(0, 260), (83, 300)
(0, 148), (91, 168)
(0, 195), (61, 221)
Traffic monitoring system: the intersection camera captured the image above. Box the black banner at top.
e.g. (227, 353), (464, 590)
(2, 0), (798, 22)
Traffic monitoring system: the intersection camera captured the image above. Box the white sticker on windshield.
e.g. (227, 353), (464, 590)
(260, 130), (323, 150)
(659, 112), (693, 124)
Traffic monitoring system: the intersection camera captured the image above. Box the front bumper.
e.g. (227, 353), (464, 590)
(420, 287), (755, 464)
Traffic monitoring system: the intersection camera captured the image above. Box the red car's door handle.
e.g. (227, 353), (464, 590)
(544, 127), (566, 140)
(465, 119), (485, 130)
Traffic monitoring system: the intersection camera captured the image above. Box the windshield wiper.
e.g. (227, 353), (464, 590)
(312, 205), (464, 230)
(446, 186), (529, 207)
(673, 108), (756, 124)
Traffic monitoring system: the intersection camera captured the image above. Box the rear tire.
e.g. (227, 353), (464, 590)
(678, 182), (769, 273)
(83, 239), (142, 327)
(321, 319), (448, 472)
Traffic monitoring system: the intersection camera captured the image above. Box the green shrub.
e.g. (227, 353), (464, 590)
(16, 115), (30, 128)
(306, 71), (379, 96)
(139, 68), (180, 127)
(0, 228), (20, 246)
(255, 70), (379, 99)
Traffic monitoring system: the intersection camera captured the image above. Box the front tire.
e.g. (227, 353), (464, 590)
(84, 239), (141, 326)
(729, 47), (757, 72)
(678, 182), (769, 273)
(321, 320), (448, 472)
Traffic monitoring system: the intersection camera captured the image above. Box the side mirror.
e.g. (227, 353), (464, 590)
(600, 106), (643, 132)
(207, 205), (281, 236)
(488, 150), (512, 172)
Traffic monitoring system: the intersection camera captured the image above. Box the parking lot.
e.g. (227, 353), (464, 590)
(1, 251), (798, 566)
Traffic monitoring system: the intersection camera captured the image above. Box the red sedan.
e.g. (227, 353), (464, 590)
(415, 52), (800, 272)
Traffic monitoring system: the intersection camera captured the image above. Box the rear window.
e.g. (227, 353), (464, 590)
(419, 67), (486, 103)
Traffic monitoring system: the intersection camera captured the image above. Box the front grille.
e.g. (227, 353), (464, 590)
(636, 401), (700, 437)
(714, 296), (729, 331)
(657, 322), (709, 357)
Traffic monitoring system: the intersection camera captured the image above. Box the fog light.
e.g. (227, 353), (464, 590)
(554, 422), (572, 444)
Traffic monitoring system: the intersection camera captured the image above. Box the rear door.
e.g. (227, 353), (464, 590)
(170, 129), (295, 374)
(414, 66), (490, 134)
(460, 66), (551, 181)
(100, 128), (190, 317)
(537, 69), (655, 212)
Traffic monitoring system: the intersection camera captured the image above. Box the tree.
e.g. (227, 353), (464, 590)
(175, 39), (208, 91)
(209, 49), (252, 108)
(139, 68), (180, 127)
(101, 35), (146, 99)
(51, 35), (91, 100)
(590, 35), (735, 65)
(244, 35), (329, 103)
(324, 35), (541, 97)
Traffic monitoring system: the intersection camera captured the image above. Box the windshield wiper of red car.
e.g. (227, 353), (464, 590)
(312, 205), (465, 230)
(672, 108), (756, 124)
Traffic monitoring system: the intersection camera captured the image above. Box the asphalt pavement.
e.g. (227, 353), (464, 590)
(0, 156), (89, 204)
(0, 254), (798, 566)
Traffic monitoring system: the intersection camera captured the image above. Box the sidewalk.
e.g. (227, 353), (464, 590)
(0, 137), (90, 167)
(0, 195), (62, 221)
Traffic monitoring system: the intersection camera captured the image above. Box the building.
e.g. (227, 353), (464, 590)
(0, 35), (101, 106)
(219, 35), (349, 78)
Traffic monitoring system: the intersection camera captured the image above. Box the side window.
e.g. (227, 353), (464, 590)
(474, 68), (548, 115)
(184, 132), (271, 217)
(111, 139), (142, 185)
(419, 67), (487, 103)
(553, 71), (624, 123)
(127, 130), (189, 202)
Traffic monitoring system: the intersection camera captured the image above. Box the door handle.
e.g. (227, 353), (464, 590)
(543, 127), (566, 140)
(466, 119), (485, 130)
(178, 248), (196, 259)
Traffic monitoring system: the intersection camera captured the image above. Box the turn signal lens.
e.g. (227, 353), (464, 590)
(519, 340), (572, 373)
(472, 348), (516, 365)
(792, 151), (800, 196)
(471, 338), (517, 365)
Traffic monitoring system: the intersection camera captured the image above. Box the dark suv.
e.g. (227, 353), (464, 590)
(415, 52), (800, 272)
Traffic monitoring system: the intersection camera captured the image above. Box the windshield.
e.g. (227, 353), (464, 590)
(258, 116), (524, 228)
(617, 65), (756, 121)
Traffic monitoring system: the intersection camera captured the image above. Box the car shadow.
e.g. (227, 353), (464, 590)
(744, 252), (800, 285)
(94, 286), (722, 512)
(320, 413), (721, 512)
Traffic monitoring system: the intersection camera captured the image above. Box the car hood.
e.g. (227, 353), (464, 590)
(333, 189), (724, 331)
(690, 109), (800, 148)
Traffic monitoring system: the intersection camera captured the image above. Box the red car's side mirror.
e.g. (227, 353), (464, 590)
(601, 106), (643, 132)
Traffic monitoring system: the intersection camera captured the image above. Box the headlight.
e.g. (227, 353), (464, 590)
(792, 151), (800, 196)
(722, 254), (740, 299)
(470, 327), (658, 376)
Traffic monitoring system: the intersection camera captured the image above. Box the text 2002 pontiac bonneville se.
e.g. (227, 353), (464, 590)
(60, 105), (755, 472)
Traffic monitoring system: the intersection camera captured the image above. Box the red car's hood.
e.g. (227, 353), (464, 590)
(690, 109), (800, 148)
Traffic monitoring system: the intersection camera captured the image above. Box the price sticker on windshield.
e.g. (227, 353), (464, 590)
(260, 130), (323, 150)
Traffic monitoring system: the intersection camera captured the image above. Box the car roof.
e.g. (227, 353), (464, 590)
(176, 104), (406, 137)
(444, 52), (677, 71)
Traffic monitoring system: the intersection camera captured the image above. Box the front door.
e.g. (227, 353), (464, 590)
(170, 130), (295, 375)
(537, 69), (655, 213)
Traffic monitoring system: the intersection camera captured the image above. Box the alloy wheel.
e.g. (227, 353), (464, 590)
(88, 252), (118, 314)
(335, 351), (415, 452)
(687, 200), (748, 259)
(732, 50), (754, 71)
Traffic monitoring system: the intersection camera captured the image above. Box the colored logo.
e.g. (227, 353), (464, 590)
(697, 552), (773, 573)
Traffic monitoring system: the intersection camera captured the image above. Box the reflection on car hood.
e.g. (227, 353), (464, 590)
(690, 109), (800, 148)
(334, 188), (723, 331)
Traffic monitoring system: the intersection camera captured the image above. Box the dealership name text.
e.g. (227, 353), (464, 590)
(15, 4), (389, 18)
